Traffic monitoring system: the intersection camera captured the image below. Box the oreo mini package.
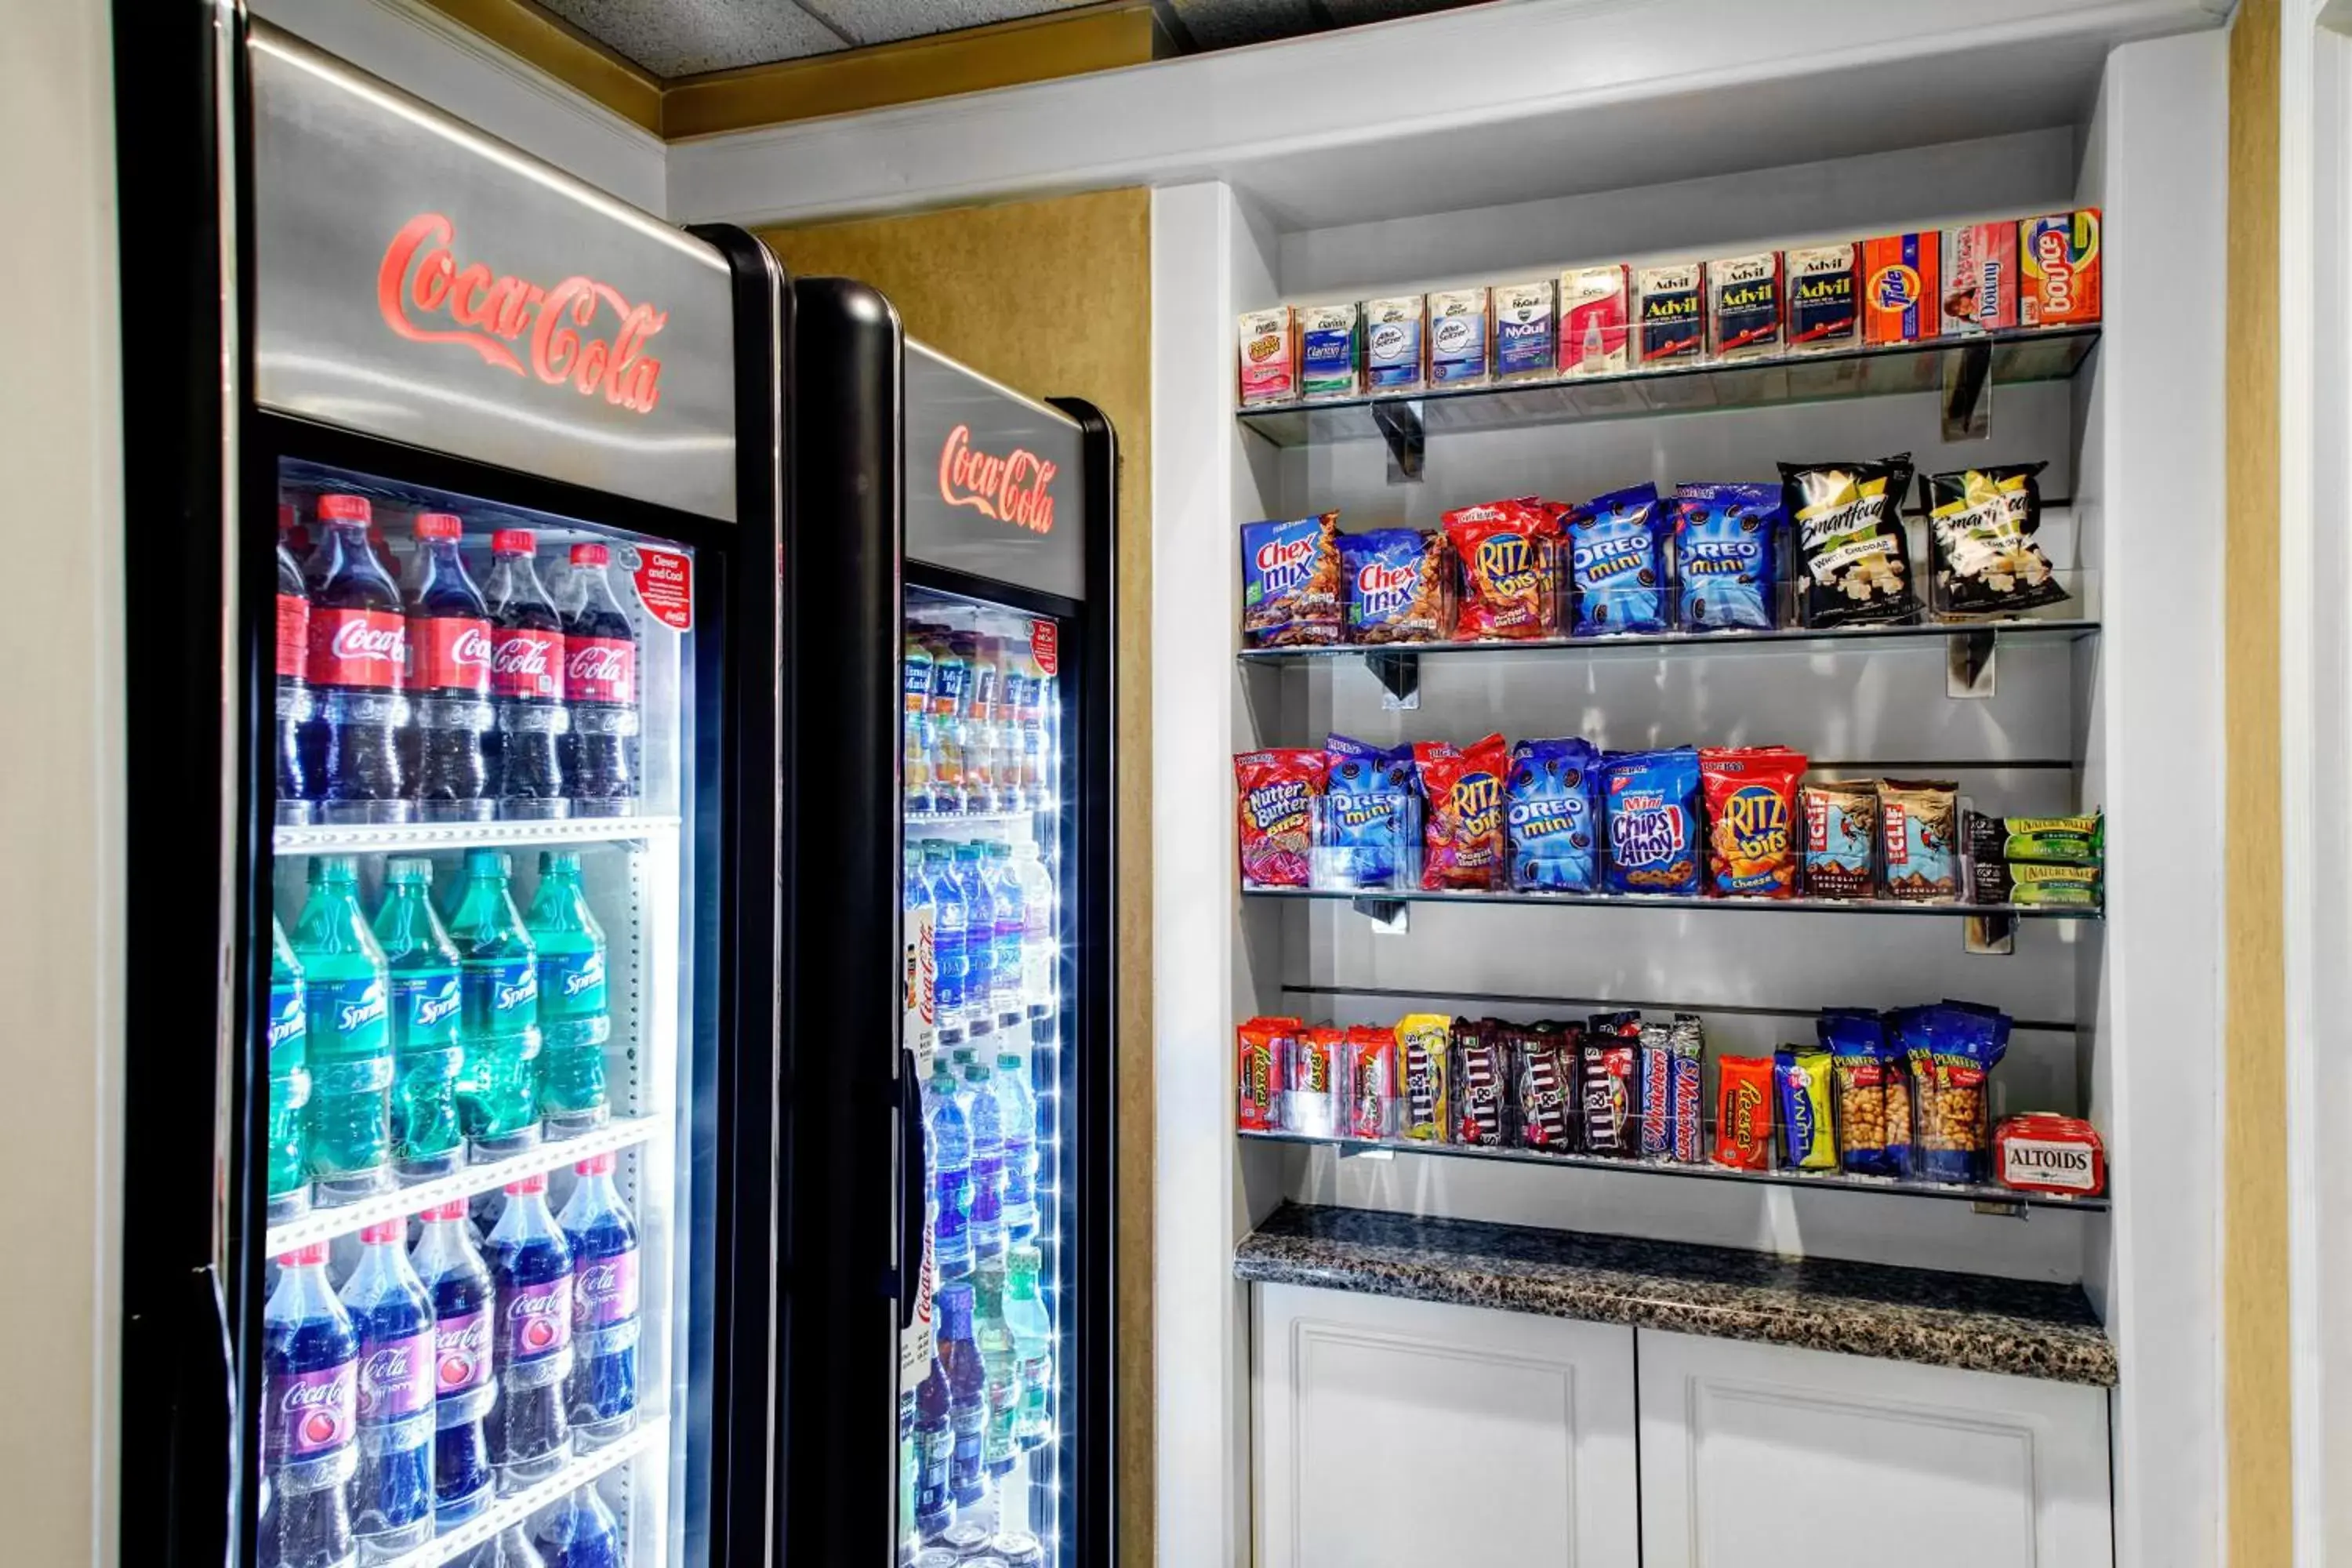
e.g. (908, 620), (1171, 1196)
(1322, 733), (1415, 889)
(1505, 736), (1601, 891)
(1445, 498), (1561, 640)
(1341, 528), (1454, 644)
(1415, 733), (1510, 891)
(1567, 484), (1668, 636)
(1240, 511), (1342, 647)
(1603, 746), (1704, 895)
(1672, 481), (1780, 632)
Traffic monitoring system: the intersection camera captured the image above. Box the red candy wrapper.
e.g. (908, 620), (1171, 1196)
(1994, 1113), (2106, 1196)
(1236, 1017), (1297, 1131)
(1289, 1025), (1345, 1138)
(1714, 1055), (1776, 1169)
(1236, 748), (1328, 888)
(1443, 498), (1563, 640)
(1345, 1025), (1398, 1139)
(1414, 733), (1510, 891)
(1581, 1041), (1635, 1155)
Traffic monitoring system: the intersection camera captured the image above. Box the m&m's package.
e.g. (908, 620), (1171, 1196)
(1566, 483), (1668, 636)
(1671, 481), (1780, 632)
(1453, 1018), (1515, 1147)
(1700, 746), (1808, 898)
(1234, 748), (1327, 888)
(1505, 736), (1601, 891)
(1397, 1014), (1453, 1142)
(1240, 511), (1342, 648)
(1444, 498), (1562, 641)
(1581, 1034), (1636, 1156)
(1414, 733), (1510, 891)
(1340, 528), (1454, 644)
(1516, 1022), (1583, 1152)
(1713, 1055), (1776, 1169)
(1603, 746), (1704, 896)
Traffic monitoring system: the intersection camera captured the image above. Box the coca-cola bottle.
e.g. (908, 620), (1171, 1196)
(559, 543), (639, 817)
(274, 503), (314, 826)
(485, 530), (569, 820)
(405, 512), (495, 822)
(304, 493), (411, 824)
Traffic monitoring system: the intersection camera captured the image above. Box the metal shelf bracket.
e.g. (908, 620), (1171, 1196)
(1351, 896), (1410, 934)
(1947, 628), (1998, 699)
(1371, 397), (1425, 482)
(1365, 649), (1421, 710)
(1941, 339), (1994, 441)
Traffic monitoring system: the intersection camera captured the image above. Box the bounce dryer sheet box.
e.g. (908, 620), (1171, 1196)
(2019, 209), (2103, 327)
(1940, 221), (2019, 335)
(1706, 250), (1784, 361)
(1634, 262), (1704, 367)
(1428, 289), (1491, 386)
(1860, 231), (1940, 346)
(1236, 307), (1297, 406)
(1298, 303), (1362, 398)
(1363, 296), (1428, 393)
(1490, 279), (1558, 383)
(1786, 243), (1860, 354)
(1558, 264), (1630, 376)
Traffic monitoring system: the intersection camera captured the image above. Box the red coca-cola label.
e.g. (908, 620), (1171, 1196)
(308, 608), (406, 689)
(411, 616), (492, 695)
(276, 594), (309, 681)
(492, 627), (564, 700)
(564, 637), (636, 706)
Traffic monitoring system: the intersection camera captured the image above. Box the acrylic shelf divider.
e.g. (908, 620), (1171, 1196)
(273, 813), (683, 857)
(1238, 1127), (2108, 1212)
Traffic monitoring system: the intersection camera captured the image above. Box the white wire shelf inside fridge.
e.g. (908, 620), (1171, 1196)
(262, 1116), (660, 1255)
(392, 1416), (668, 1567)
(272, 814), (683, 858)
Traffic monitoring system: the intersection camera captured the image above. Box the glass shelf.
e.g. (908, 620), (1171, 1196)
(1236, 325), (2101, 446)
(395, 1416), (666, 1566)
(1238, 1127), (2108, 1211)
(1237, 612), (2100, 670)
(1244, 886), (2098, 920)
(273, 814), (681, 857)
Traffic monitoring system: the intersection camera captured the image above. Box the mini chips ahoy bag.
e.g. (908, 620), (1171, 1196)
(1567, 484), (1667, 636)
(1673, 481), (1780, 631)
(1506, 736), (1601, 891)
(1603, 746), (1703, 895)
(1320, 734), (1415, 889)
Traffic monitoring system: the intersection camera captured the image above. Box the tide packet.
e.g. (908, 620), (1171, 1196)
(1672, 481), (1780, 632)
(1414, 733), (1509, 891)
(1860, 232), (1939, 345)
(1603, 746), (1703, 895)
(1567, 483), (1667, 636)
(1505, 735), (1601, 892)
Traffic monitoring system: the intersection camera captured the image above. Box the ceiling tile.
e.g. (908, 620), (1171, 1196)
(795, 0), (1101, 49)
(536, 0), (850, 77)
(1319, 0), (1480, 26)
(1165, 0), (1320, 51)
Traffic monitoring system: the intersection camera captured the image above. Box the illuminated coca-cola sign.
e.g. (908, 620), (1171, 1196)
(905, 343), (1086, 601)
(937, 424), (1057, 535)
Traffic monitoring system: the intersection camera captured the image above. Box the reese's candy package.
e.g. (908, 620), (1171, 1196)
(1322, 734), (1415, 891)
(1445, 498), (1562, 641)
(1803, 780), (1880, 900)
(1900, 1004), (2010, 1184)
(1506, 736), (1601, 892)
(1516, 1021), (1582, 1152)
(1860, 232), (1940, 346)
(1288, 1025), (1343, 1138)
(1491, 279), (1558, 382)
(1236, 307), (1296, 405)
(1714, 1055), (1775, 1170)
(1568, 484), (1668, 636)
(1341, 528), (1454, 644)
(1236, 1017), (1298, 1131)
(1234, 748), (1327, 889)
(1453, 1018), (1513, 1147)
(1708, 250), (1783, 360)
(1298, 303), (1360, 399)
(1926, 463), (2067, 616)
(1700, 746), (1809, 898)
(1581, 1037), (1635, 1156)
(1603, 746), (1704, 896)
(1635, 262), (1704, 366)
(1429, 289), (1490, 385)
(1240, 512), (1342, 648)
(1363, 296), (1427, 392)
(1786, 244), (1860, 354)
(1879, 779), (1959, 903)
(1345, 1025), (1398, 1140)
(2020, 209), (2102, 328)
(1775, 1045), (1837, 1171)
(1396, 1014), (1452, 1142)
(1414, 733), (1509, 891)
(1822, 1011), (1907, 1178)
(1782, 456), (1919, 628)
(1672, 481), (1780, 633)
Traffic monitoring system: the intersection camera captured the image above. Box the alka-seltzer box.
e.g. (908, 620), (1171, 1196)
(1237, 307), (1297, 406)
(1363, 296), (1427, 393)
(1940, 221), (2018, 335)
(1298, 303), (1361, 399)
(1634, 262), (1704, 367)
(1558, 264), (1629, 376)
(1860, 232), (1940, 346)
(1707, 250), (1783, 361)
(1490, 279), (1557, 383)
(1786, 244), (1860, 353)
(2019, 209), (2103, 328)
(1428, 289), (1490, 386)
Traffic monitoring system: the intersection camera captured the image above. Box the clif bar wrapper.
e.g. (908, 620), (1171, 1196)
(1635, 263), (1704, 367)
(1490, 280), (1557, 383)
(1363, 295), (1427, 393)
(1786, 244), (1860, 353)
(1708, 251), (1783, 360)
(1558, 265), (1630, 376)
(1860, 233), (1940, 345)
(1429, 289), (1490, 385)
(1941, 222), (2019, 334)
(1237, 307), (1297, 405)
(1298, 303), (1360, 399)
(2020, 209), (2103, 327)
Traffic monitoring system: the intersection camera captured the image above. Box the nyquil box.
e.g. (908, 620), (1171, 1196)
(1490, 279), (1556, 382)
(1363, 296), (1426, 392)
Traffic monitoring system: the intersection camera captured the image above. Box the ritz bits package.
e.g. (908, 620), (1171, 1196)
(1236, 307), (1296, 405)
(1603, 746), (1704, 896)
(1567, 484), (1668, 637)
(1445, 497), (1562, 641)
(1822, 1011), (1910, 1178)
(1298, 303), (1361, 399)
(1708, 251), (1784, 360)
(1505, 735), (1602, 892)
(1414, 734), (1510, 891)
(1517, 1021), (1583, 1152)
(1491, 280), (1559, 383)
(1397, 1014), (1453, 1142)
(1713, 1055), (1776, 1170)
(1559, 265), (1631, 376)
(1879, 779), (1959, 903)
(1782, 456), (1919, 628)
(1340, 528), (1454, 644)
(1701, 747), (1808, 898)
(1860, 232), (1940, 345)
(1453, 1018), (1515, 1147)
(1429, 289), (1490, 385)
(1941, 221), (2020, 335)
(1635, 262), (1705, 367)
(1638, 1015), (1704, 1163)
(1345, 1025), (1399, 1139)
(1240, 512), (1342, 648)
(1774, 1045), (1837, 1171)
(1236, 1017), (1298, 1131)
(1995, 1113), (2106, 1197)
(1234, 748), (1327, 889)
(1900, 1004), (2011, 1184)
(2020, 209), (2103, 327)
(1786, 244), (1860, 354)
(1802, 779), (1880, 899)
(1363, 296), (1427, 393)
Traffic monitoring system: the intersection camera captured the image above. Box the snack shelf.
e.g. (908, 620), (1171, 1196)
(261, 1116), (659, 1254)
(1276, 982), (2080, 1036)
(1237, 1127), (2108, 1211)
(1237, 614), (2100, 670)
(1235, 325), (2101, 446)
(1244, 886), (2098, 920)
(389, 1416), (667, 1567)
(272, 814), (681, 857)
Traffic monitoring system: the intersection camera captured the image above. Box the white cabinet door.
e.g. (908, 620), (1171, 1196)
(1252, 1283), (1640, 1567)
(1636, 1329), (2112, 1568)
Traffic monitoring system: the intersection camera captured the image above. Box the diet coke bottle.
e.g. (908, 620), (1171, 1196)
(304, 494), (411, 824)
(484, 531), (569, 820)
(275, 503), (314, 826)
(405, 513), (495, 822)
(559, 544), (639, 817)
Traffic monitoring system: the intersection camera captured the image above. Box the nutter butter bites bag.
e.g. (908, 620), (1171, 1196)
(1491, 280), (1558, 382)
(1429, 289), (1490, 385)
(1240, 512), (1342, 648)
(1925, 463), (2068, 616)
(1363, 295), (1427, 393)
(1559, 265), (1631, 376)
(1396, 1014), (1452, 1142)
(1298, 303), (1361, 398)
(1708, 250), (1783, 360)
(1414, 733), (1509, 891)
(1234, 749), (1327, 889)
(1236, 307), (1296, 405)
(1566, 484), (1668, 636)
(1860, 232), (1940, 346)
(1782, 457), (1919, 628)
(1786, 244), (1860, 353)
(2020, 209), (2103, 327)
(1671, 481), (1780, 632)
(1635, 262), (1704, 366)
(1444, 498), (1561, 640)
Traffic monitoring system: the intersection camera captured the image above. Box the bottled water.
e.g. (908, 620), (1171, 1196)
(486, 1174), (574, 1488)
(993, 1051), (1038, 1241)
(1005, 1244), (1053, 1452)
(453, 1526), (544, 1567)
(935, 1281), (987, 1508)
(949, 845), (996, 1042)
(410, 1199), (496, 1526)
(259, 1243), (358, 1568)
(971, 1255), (1018, 1479)
(983, 842), (1023, 1030)
(558, 1152), (641, 1446)
(340, 1221), (436, 1561)
(961, 1058), (1005, 1271)
(1009, 841), (1055, 1022)
(927, 1055), (971, 1283)
(913, 1350), (953, 1539)
(925, 841), (969, 1053)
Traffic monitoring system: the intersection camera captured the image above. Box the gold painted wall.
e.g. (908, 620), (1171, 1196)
(759, 189), (1155, 1566)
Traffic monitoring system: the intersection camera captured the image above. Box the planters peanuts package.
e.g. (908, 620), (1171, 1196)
(1566, 484), (1667, 636)
(1672, 482), (1780, 632)
(1322, 734), (1415, 888)
(1602, 746), (1703, 895)
(1505, 736), (1601, 891)
(1340, 528), (1454, 644)
(1823, 1010), (1911, 1178)
(1897, 1003), (2011, 1183)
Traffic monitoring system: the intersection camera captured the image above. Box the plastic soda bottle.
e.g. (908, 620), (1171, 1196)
(961, 1058), (1005, 1271)
(404, 512), (495, 822)
(1010, 841), (1055, 1022)
(411, 1199), (496, 1526)
(267, 918), (310, 1220)
(371, 859), (465, 1181)
(558, 1152), (640, 1446)
(902, 624), (935, 814)
(259, 1243), (359, 1568)
(925, 841), (969, 1052)
(289, 856), (394, 1203)
(341, 1221), (436, 1561)
(935, 1280), (987, 1507)
(993, 1051), (1037, 1242)
(913, 1350), (954, 1539)
(950, 844), (996, 1042)
(558, 543), (640, 818)
(447, 849), (542, 1156)
(530, 1483), (621, 1568)
(487, 1174), (573, 1488)
(926, 1054), (971, 1283)
(983, 842), (1024, 1030)
(971, 1255), (1018, 1479)
(927, 627), (969, 812)
(276, 503), (314, 826)
(454, 1527), (544, 1568)
(528, 852), (609, 1136)
(303, 494), (411, 824)
(1005, 1244), (1053, 1451)
(966, 633), (1002, 811)
(484, 531), (569, 819)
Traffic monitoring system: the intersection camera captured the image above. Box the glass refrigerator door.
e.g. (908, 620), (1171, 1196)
(257, 456), (713, 1567)
(899, 586), (1069, 1566)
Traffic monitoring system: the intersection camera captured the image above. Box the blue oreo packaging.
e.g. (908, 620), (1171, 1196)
(1505, 736), (1601, 891)
(1319, 734), (1415, 889)
(1567, 484), (1668, 636)
(1602, 746), (1703, 895)
(1672, 482), (1781, 631)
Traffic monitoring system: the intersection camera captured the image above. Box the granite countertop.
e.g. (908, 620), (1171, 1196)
(1234, 1202), (2118, 1386)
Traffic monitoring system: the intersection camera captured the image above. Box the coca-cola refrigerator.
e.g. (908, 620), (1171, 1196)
(778, 287), (1116, 1566)
(118, 13), (782, 1568)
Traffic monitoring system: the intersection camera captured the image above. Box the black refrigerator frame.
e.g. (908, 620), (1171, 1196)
(111, 7), (789, 1565)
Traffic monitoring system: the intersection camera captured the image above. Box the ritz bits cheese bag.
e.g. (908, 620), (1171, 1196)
(1700, 746), (1808, 898)
(1234, 748), (1327, 888)
(1444, 498), (1562, 641)
(1396, 1014), (1453, 1142)
(1860, 232), (1940, 346)
(2020, 209), (2102, 327)
(1236, 307), (1296, 405)
(1414, 734), (1510, 891)
(1236, 1017), (1298, 1131)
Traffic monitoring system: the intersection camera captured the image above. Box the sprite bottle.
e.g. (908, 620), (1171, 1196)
(265, 916), (310, 1219)
(445, 849), (542, 1157)
(527, 851), (610, 1136)
(289, 856), (394, 1203)
(372, 858), (466, 1181)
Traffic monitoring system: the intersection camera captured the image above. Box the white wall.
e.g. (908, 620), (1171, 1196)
(0, 2), (124, 1564)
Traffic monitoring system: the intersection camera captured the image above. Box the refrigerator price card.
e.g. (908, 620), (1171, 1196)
(634, 546), (693, 630)
(1030, 619), (1059, 677)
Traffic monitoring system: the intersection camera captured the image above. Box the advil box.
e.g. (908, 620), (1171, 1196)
(2020, 209), (2103, 327)
(1860, 232), (1940, 345)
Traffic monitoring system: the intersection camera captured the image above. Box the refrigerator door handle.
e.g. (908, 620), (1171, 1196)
(186, 1261), (235, 1568)
(898, 1048), (924, 1330)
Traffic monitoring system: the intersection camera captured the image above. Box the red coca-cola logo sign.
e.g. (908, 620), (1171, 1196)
(938, 424), (1057, 535)
(377, 213), (669, 414)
